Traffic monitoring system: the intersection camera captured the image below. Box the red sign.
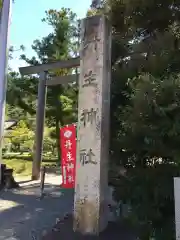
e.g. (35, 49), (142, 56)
(60, 124), (76, 188)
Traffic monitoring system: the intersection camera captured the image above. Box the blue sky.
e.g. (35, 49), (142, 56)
(9, 0), (91, 71)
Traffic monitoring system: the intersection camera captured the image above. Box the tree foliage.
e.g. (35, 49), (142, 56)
(6, 8), (79, 162)
(6, 120), (34, 152)
(96, 0), (180, 239)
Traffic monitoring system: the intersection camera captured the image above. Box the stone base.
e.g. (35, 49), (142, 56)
(0, 164), (19, 190)
(41, 214), (136, 240)
(4, 175), (19, 189)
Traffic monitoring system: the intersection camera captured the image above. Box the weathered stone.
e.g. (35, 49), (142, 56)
(174, 177), (180, 239)
(0, 164), (19, 189)
(73, 15), (111, 235)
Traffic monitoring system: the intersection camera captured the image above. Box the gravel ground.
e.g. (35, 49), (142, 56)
(0, 175), (136, 240)
(0, 174), (73, 240)
(42, 214), (136, 240)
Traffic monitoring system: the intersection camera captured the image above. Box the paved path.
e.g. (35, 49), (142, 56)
(0, 174), (74, 240)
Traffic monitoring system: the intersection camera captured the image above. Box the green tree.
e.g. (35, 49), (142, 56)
(20, 8), (79, 161)
(7, 120), (34, 152)
(91, 0), (180, 238)
(6, 72), (37, 120)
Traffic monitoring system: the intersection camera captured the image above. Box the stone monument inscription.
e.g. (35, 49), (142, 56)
(73, 15), (111, 235)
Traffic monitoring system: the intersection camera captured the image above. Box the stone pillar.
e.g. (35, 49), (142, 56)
(73, 15), (112, 235)
(174, 177), (180, 240)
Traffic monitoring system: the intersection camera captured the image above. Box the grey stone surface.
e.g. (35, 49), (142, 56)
(0, 175), (73, 240)
(74, 15), (112, 235)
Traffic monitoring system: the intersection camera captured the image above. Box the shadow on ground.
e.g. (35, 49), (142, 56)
(42, 214), (137, 240)
(0, 182), (74, 240)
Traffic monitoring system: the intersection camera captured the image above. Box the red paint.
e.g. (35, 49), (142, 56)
(60, 124), (76, 188)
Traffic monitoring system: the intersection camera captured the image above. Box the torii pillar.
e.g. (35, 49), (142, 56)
(73, 15), (112, 235)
